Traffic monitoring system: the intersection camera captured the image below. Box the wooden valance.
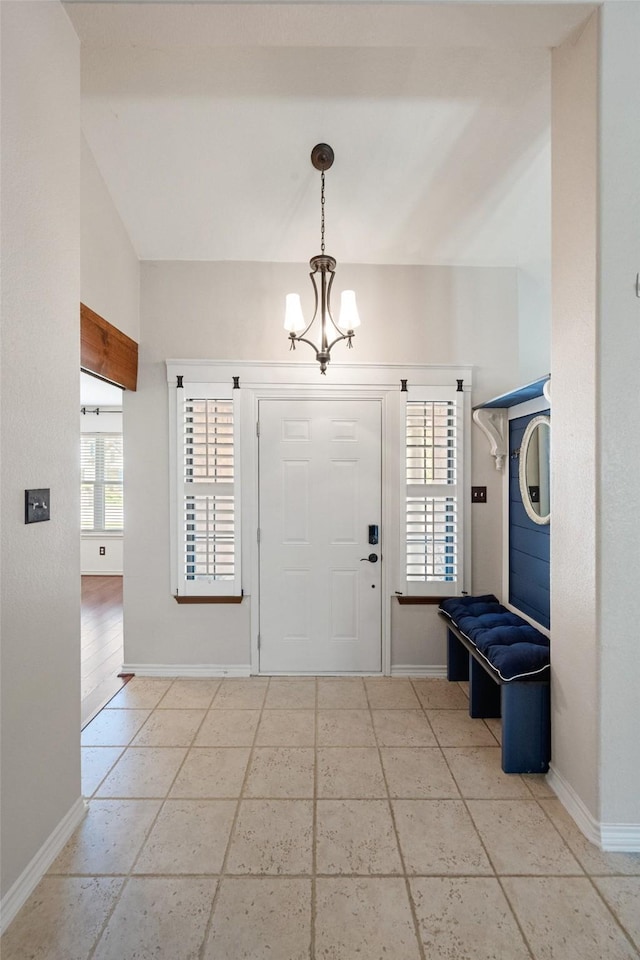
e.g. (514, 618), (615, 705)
(80, 303), (138, 391)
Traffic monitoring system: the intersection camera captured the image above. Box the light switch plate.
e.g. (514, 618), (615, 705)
(471, 486), (487, 504)
(25, 488), (50, 523)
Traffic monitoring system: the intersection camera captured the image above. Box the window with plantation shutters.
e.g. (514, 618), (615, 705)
(405, 394), (463, 595)
(175, 386), (241, 597)
(81, 434), (123, 532)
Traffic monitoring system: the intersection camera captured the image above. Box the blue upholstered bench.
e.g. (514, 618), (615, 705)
(438, 594), (550, 774)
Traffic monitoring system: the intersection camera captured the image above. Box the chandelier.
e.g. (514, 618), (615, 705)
(284, 143), (361, 374)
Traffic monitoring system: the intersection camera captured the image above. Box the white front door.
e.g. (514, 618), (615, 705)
(258, 398), (382, 673)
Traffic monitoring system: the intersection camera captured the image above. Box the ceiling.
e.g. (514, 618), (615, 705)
(66, 2), (595, 267)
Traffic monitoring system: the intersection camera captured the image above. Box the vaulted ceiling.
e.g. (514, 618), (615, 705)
(66, 2), (595, 267)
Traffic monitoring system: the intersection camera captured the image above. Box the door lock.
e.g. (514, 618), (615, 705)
(360, 553), (378, 563)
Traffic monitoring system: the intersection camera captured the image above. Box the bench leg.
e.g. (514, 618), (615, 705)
(469, 656), (501, 718)
(501, 681), (550, 774)
(447, 629), (469, 681)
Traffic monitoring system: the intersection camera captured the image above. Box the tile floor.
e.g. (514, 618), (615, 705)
(3, 676), (640, 960)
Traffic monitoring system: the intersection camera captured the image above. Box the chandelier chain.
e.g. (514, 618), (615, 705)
(320, 169), (325, 254)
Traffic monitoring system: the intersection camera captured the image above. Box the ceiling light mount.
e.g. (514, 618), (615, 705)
(284, 143), (360, 374)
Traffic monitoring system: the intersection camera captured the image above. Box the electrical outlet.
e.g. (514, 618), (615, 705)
(471, 486), (487, 504)
(99, 546), (106, 556)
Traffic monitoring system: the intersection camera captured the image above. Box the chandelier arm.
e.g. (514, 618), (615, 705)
(326, 331), (353, 353)
(289, 333), (322, 353)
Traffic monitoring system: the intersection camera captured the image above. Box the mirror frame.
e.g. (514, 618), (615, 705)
(519, 415), (550, 525)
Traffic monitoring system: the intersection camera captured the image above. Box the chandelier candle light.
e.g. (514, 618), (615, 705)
(284, 143), (361, 374)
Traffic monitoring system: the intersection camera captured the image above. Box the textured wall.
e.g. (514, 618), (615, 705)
(551, 12), (599, 818)
(0, 1), (81, 898)
(81, 136), (140, 342)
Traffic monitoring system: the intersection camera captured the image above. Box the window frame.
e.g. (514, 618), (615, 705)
(400, 386), (467, 598)
(171, 381), (242, 598)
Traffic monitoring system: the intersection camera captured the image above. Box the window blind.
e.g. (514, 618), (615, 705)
(81, 433), (123, 532)
(405, 397), (461, 593)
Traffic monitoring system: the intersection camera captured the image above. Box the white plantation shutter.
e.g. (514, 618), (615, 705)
(176, 385), (241, 596)
(405, 392), (464, 596)
(81, 434), (123, 532)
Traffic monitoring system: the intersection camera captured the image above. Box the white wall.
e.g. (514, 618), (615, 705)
(551, 9), (599, 821)
(125, 261), (523, 671)
(597, 1), (640, 830)
(81, 136), (140, 342)
(0, 0), (81, 902)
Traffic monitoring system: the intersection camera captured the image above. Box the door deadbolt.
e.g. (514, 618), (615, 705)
(360, 553), (378, 563)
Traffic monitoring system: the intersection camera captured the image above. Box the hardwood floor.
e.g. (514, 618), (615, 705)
(81, 575), (125, 728)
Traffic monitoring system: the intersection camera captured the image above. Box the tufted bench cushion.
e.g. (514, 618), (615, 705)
(439, 594), (550, 682)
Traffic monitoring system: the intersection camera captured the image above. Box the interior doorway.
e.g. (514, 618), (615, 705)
(80, 371), (126, 726)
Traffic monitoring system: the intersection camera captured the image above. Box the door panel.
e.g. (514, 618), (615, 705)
(259, 399), (382, 673)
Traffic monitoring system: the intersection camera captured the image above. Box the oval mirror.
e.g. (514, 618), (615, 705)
(519, 415), (550, 525)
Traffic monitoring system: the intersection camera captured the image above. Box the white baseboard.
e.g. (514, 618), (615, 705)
(81, 569), (123, 576)
(600, 823), (640, 853)
(121, 663), (251, 678)
(391, 664), (447, 678)
(547, 764), (640, 852)
(0, 796), (87, 935)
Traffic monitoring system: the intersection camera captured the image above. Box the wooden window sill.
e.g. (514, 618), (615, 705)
(174, 595), (243, 604)
(395, 596), (451, 605)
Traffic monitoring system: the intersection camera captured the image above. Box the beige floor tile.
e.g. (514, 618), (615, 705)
(317, 709), (376, 746)
(381, 748), (460, 799)
(264, 678), (316, 709)
(211, 678), (268, 709)
(443, 747), (532, 799)
(317, 747), (387, 798)
(0, 877), (123, 960)
(458, 680), (470, 697)
(105, 678), (172, 709)
(467, 799), (583, 875)
(203, 878), (311, 960)
(170, 747), (250, 799)
(365, 678), (421, 709)
(255, 709), (316, 746)
(96, 747), (186, 798)
(134, 800), (236, 875)
(92, 877), (216, 960)
(158, 678), (221, 709)
(317, 677), (368, 709)
(412, 678), (470, 709)
(81, 747), (124, 796)
(315, 878), (422, 959)
(594, 877), (640, 950)
(194, 709), (260, 747)
(427, 709), (498, 747)
(316, 799), (402, 874)
(372, 710), (437, 747)
(503, 876), (639, 960)
(50, 799), (160, 875)
(484, 717), (502, 744)
(539, 797), (640, 875)
(393, 800), (492, 875)
(225, 799), (313, 874)
(410, 877), (531, 959)
(81, 709), (151, 747)
(244, 747), (314, 798)
(131, 709), (205, 747)
(522, 773), (554, 797)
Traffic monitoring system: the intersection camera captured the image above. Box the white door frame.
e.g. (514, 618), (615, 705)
(247, 382), (398, 676)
